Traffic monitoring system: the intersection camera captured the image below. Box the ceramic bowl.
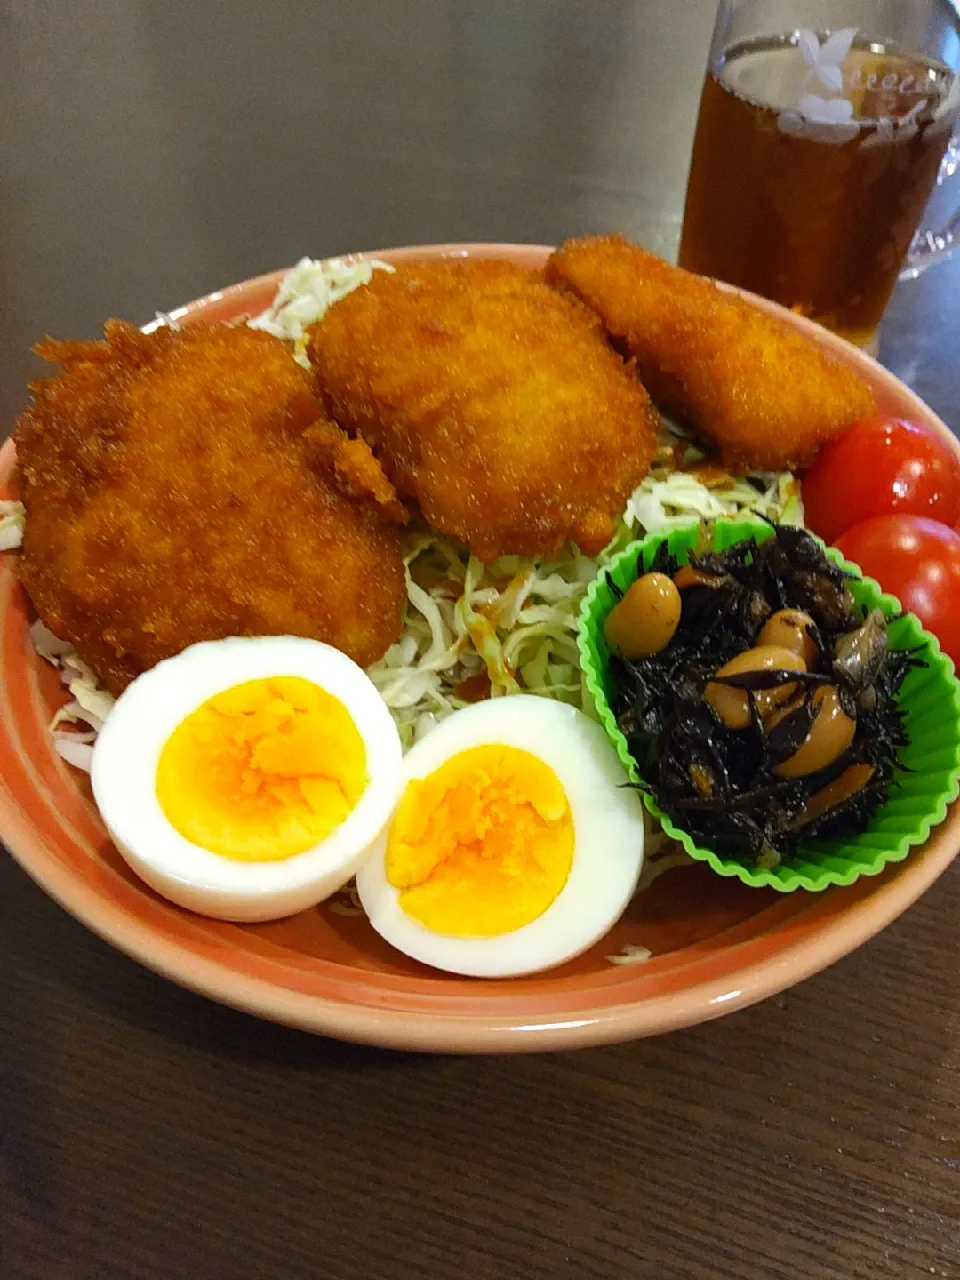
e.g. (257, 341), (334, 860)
(3, 244), (958, 1052)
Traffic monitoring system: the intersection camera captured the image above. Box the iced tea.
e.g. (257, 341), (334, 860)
(678, 35), (958, 347)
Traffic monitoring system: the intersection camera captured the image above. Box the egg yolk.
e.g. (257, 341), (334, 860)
(386, 745), (574, 937)
(156, 676), (367, 861)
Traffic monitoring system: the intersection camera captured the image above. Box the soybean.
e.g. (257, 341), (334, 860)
(604, 572), (682, 660)
(705, 645), (807, 731)
(758, 609), (818, 669)
(773, 685), (855, 779)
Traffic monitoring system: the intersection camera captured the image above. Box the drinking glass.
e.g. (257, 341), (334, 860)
(677, 0), (960, 351)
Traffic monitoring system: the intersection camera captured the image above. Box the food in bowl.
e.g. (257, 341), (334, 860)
(601, 523), (917, 867)
(91, 636), (403, 921)
(545, 234), (875, 470)
(2, 236), (956, 961)
(355, 696), (646, 977)
(578, 515), (960, 894)
(309, 257), (660, 560)
(14, 320), (407, 692)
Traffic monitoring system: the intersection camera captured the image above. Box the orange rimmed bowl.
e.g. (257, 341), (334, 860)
(3, 243), (959, 1054)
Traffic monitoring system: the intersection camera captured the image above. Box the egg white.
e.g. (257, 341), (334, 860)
(91, 636), (403, 922)
(355, 695), (646, 977)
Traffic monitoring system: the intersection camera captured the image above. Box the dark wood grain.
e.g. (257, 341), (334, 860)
(3, 852), (958, 1280)
(2, 4), (959, 1278)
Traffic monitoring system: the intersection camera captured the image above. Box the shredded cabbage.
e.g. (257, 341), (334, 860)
(620, 421), (804, 535)
(325, 882), (366, 918)
(248, 255), (394, 365)
(30, 620), (116, 772)
(0, 500), (25, 551)
(625, 469), (803, 535)
(366, 533), (601, 748)
(606, 943), (653, 966)
(371, 440), (802, 748)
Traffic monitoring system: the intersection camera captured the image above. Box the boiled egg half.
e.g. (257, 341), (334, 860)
(92, 636), (402, 921)
(356, 696), (646, 977)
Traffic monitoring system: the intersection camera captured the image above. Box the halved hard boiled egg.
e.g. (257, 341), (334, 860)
(92, 636), (402, 921)
(355, 696), (646, 977)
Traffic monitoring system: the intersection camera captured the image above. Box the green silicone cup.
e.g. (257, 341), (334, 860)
(578, 517), (960, 892)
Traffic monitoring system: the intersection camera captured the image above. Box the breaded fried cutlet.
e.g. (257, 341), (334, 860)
(15, 320), (406, 692)
(545, 235), (875, 471)
(309, 259), (659, 562)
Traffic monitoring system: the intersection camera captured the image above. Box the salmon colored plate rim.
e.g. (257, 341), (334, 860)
(3, 241), (959, 1054)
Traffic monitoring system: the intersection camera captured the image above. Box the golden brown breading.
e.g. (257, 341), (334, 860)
(303, 420), (408, 524)
(15, 320), (405, 693)
(545, 235), (876, 471)
(309, 259), (659, 561)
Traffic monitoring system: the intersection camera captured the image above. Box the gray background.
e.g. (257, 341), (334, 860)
(2, 0), (957, 431)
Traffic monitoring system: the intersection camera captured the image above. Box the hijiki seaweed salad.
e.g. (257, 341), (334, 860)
(604, 523), (920, 869)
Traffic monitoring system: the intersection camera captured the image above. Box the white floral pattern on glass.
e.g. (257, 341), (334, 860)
(860, 99), (925, 149)
(797, 26), (857, 92)
(927, 75), (960, 137)
(777, 27), (859, 144)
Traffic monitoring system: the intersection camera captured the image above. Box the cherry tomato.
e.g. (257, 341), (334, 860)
(802, 417), (960, 544)
(835, 515), (960, 665)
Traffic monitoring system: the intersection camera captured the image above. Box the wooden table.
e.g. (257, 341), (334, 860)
(2, 4), (958, 1277)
